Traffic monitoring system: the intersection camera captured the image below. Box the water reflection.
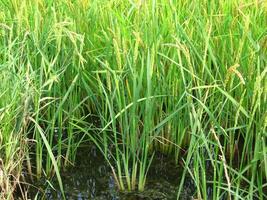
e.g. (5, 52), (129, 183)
(29, 146), (195, 200)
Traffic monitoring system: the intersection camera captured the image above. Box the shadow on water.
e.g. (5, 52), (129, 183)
(27, 145), (197, 200)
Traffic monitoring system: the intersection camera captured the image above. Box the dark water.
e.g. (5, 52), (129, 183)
(28, 145), (196, 200)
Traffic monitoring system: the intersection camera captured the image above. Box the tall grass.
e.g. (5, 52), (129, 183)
(0, 0), (266, 199)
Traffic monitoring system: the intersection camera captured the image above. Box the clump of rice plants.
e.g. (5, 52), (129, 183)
(0, 0), (266, 199)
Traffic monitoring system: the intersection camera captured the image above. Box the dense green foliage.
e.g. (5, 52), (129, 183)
(0, 0), (266, 199)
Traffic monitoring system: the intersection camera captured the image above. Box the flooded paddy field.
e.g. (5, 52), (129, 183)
(27, 145), (198, 200)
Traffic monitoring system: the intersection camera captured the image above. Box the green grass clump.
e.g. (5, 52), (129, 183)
(0, 0), (266, 199)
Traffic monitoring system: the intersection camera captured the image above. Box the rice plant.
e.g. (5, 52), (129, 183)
(0, 0), (266, 199)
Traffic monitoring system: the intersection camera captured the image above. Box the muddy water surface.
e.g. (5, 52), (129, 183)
(29, 146), (196, 200)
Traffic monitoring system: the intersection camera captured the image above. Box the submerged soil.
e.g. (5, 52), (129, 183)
(27, 145), (197, 200)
